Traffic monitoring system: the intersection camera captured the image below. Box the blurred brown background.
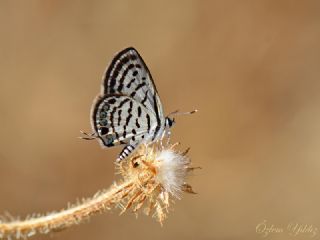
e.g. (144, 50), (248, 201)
(1, 1), (320, 240)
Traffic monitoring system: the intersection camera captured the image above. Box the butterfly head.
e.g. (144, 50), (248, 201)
(165, 109), (197, 129)
(165, 117), (175, 128)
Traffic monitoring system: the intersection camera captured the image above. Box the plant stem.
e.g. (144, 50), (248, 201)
(0, 180), (133, 239)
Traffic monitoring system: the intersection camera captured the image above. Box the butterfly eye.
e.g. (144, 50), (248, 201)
(165, 117), (174, 127)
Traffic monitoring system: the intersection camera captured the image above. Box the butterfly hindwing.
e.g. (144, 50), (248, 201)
(92, 94), (157, 148)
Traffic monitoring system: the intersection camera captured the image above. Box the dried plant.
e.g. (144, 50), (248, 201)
(0, 141), (196, 239)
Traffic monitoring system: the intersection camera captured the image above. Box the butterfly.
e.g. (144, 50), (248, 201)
(82, 47), (195, 162)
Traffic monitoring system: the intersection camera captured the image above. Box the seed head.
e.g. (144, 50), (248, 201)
(117, 142), (195, 223)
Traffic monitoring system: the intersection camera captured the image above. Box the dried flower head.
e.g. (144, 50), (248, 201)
(117, 141), (195, 222)
(0, 141), (196, 239)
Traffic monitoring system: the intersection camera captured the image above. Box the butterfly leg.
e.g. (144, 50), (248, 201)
(165, 129), (172, 146)
(79, 130), (97, 140)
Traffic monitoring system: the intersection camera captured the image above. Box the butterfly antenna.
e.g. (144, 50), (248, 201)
(168, 109), (198, 117)
(79, 130), (97, 140)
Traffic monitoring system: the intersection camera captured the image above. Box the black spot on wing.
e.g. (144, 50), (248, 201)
(130, 91), (136, 98)
(123, 125), (127, 138)
(152, 93), (161, 140)
(100, 126), (108, 135)
(119, 98), (130, 108)
(141, 91), (148, 107)
(108, 98), (116, 104)
(117, 109), (122, 126)
(126, 78), (136, 88)
(129, 53), (138, 61)
(135, 118), (140, 128)
(125, 101), (133, 125)
(129, 101), (133, 113)
(135, 82), (146, 91)
(126, 115), (132, 126)
(146, 114), (151, 132)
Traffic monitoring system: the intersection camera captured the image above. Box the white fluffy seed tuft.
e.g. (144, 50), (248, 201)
(155, 149), (189, 198)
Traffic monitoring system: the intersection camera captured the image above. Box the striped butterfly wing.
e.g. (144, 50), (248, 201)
(102, 47), (164, 123)
(91, 48), (165, 161)
(92, 95), (157, 146)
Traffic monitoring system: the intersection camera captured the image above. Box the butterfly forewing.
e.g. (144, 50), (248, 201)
(102, 48), (164, 119)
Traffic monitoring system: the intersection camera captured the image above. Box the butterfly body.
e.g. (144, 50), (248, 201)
(90, 47), (173, 161)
